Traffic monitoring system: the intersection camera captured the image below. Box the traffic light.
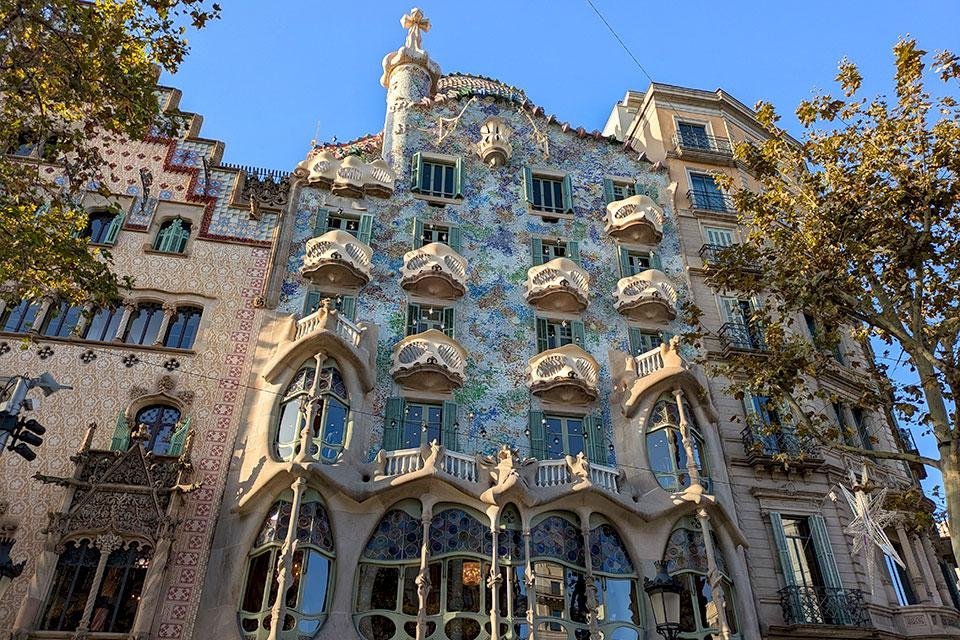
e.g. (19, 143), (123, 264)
(1, 416), (46, 460)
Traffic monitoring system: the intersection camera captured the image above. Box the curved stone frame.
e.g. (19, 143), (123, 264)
(142, 200), (207, 258)
(644, 391), (710, 493)
(586, 512), (646, 639)
(236, 487), (337, 640)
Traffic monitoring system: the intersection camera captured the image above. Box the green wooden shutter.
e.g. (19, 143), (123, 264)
(443, 307), (455, 339)
(602, 178), (616, 204)
(529, 410), (546, 459)
(412, 218), (424, 249)
(406, 303), (420, 336)
(313, 209), (329, 236)
(168, 417), (190, 456)
(522, 167), (534, 205)
(111, 412), (130, 451)
(304, 291), (322, 316)
(103, 212), (124, 245)
(619, 247), (632, 278)
(561, 175), (574, 213)
(447, 226), (462, 253)
(628, 327), (643, 356)
(650, 250), (663, 271)
(660, 330), (675, 345)
(535, 318), (549, 353)
(410, 152), (422, 191)
(809, 514), (843, 588)
(571, 320), (586, 348)
(338, 295), (357, 321)
(357, 213), (373, 244)
(383, 397), (404, 451)
(441, 400), (459, 452)
(585, 414), (606, 464)
(769, 512), (797, 587)
(453, 157), (464, 199)
(566, 240), (581, 265)
(531, 238), (544, 266)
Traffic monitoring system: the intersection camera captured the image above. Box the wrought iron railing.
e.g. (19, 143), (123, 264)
(220, 162), (291, 182)
(686, 189), (735, 212)
(699, 243), (736, 265)
(719, 322), (767, 352)
(673, 133), (733, 156)
(741, 426), (819, 459)
(779, 585), (869, 627)
(898, 427), (920, 454)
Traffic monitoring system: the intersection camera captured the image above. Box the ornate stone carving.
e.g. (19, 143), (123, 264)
(380, 7), (442, 91)
(477, 116), (513, 167)
(236, 171), (291, 220)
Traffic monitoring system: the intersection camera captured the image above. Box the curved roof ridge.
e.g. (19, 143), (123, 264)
(309, 131), (384, 160)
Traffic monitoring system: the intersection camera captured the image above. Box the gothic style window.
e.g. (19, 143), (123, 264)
(83, 307), (123, 341)
(645, 393), (708, 491)
(274, 360), (349, 462)
(239, 491), (335, 639)
(163, 306), (202, 349)
(39, 540), (151, 634)
(153, 218), (191, 254)
(124, 303), (165, 345)
(134, 404), (182, 455)
(40, 302), (83, 337)
(1, 299), (41, 333)
(84, 210), (123, 245)
(663, 517), (738, 638)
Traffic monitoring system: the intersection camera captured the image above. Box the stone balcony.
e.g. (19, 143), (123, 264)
(526, 344), (599, 404)
(390, 329), (467, 392)
(604, 194), (664, 244)
(620, 340), (698, 418)
(524, 257), (589, 312)
(300, 229), (373, 288)
(400, 241), (468, 299)
(613, 269), (678, 322)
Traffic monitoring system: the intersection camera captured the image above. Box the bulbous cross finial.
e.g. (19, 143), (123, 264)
(401, 7), (430, 52)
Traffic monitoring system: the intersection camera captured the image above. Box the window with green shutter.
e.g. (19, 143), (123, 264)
(628, 328), (663, 356)
(618, 247), (654, 277)
(406, 303), (455, 337)
(410, 153), (462, 199)
(154, 218), (191, 253)
(535, 317), (582, 352)
(541, 414), (589, 460)
(523, 168), (573, 214)
(413, 219), (460, 251)
(303, 291), (356, 320)
(532, 238), (578, 266)
(584, 413), (607, 464)
(603, 178), (637, 204)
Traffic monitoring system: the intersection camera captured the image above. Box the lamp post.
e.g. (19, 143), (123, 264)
(644, 561), (683, 640)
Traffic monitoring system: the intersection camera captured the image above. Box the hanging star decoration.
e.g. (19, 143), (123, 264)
(838, 464), (904, 593)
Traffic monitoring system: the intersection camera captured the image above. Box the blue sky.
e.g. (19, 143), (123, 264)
(163, 0), (955, 502)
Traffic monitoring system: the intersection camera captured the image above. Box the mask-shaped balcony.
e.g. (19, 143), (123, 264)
(604, 194), (664, 244)
(526, 344), (599, 405)
(300, 229), (373, 288)
(524, 257), (590, 313)
(614, 269), (678, 322)
(390, 329), (467, 392)
(400, 242), (468, 299)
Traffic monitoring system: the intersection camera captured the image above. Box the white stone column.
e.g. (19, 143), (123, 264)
(912, 533), (943, 606)
(30, 296), (54, 333)
(152, 302), (178, 346)
(113, 301), (137, 341)
(74, 302), (94, 337)
(523, 528), (536, 640)
(579, 517), (601, 638)
(75, 534), (125, 637)
(697, 508), (731, 639)
(488, 523), (501, 640)
(896, 523), (930, 603)
(267, 477), (307, 640)
(415, 504), (434, 640)
(130, 535), (172, 637)
(673, 388), (702, 487)
(921, 533), (954, 607)
(294, 352), (326, 465)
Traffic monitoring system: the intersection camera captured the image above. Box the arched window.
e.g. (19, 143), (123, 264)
(163, 305), (202, 349)
(134, 404), (182, 455)
(84, 210), (122, 245)
(589, 518), (643, 639)
(39, 540), (151, 633)
(124, 303), (164, 345)
(662, 517), (738, 638)
(645, 393), (708, 491)
(154, 218), (191, 254)
(41, 302), (83, 337)
(239, 491), (334, 639)
(83, 307), (123, 341)
(1, 299), (41, 333)
(529, 514), (590, 638)
(274, 359), (349, 463)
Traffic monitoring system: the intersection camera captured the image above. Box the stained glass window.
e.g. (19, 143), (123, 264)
(274, 359), (350, 463)
(362, 509), (423, 562)
(428, 508), (492, 557)
(530, 515), (584, 566)
(590, 524), (634, 574)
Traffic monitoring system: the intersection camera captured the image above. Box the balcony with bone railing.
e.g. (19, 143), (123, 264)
(524, 257), (590, 313)
(400, 242), (468, 299)
(300, 229), (373, 288)
(526, 343), (599, 405)
(613, 269), (678, 322)
(294, 149), (396, 198)
(620, 339), (698, 418)
(604, 194), (664, 244)
(390, 329), (467, 392)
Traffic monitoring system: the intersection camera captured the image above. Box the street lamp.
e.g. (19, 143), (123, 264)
(644, 561), (683, 640)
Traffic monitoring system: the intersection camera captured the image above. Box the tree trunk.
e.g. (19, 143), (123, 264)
(940, 448), (960, 566)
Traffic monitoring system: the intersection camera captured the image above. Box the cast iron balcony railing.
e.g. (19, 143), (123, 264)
(674, 132), (734, 156)
(741, 426), (820, 460)
(898, 427), (920, 454)
(779, 586), (869, 627)
(687, 189), (736, 213)
(718, 322), (767, 353)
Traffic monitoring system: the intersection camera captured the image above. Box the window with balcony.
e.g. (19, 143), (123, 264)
(83, 307), (123, 342)
(153, 218), (191, 254)
(83, 209), (123, 245)
(313, 209), (373, 244)
(274, 359), (350, 462)
(832, 401), (858, 447)
(303, 291), (356, 321)
(522, 168), (574, 215)
(677, 122), (710, 149)
(527, 411), (606, 463)
(689, 173), (729, 212)
(40, 302), (83, 338)
(627, 328), (671, 356)
(382, 398), (458, 451)
(531, 237), (580, 266)
(535, 317), (584, 352)
(412, 219), (461, 251)
(803, 312), (845, 364)
(618, 247), (661, 278)
(851, 407), (874, 451)
(163, 306), (202, 349)
(719, 296), (766, 351)
(1, 299), (41, 333)
(410, 152), (462, 200)
(645, 393), (708, 491)
(406, 303), (454, 338)
(602, 178), (637, 204)
(742, 395), (814, 459)
(124, 303), (164, 345)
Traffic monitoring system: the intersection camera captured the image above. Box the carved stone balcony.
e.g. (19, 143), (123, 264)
(524, 257), (589, 313)
(604, 194), (664, 244)
(613, 269), (678, 322)
(390, 329), (467, 392)
(526, 344), (599, 404)
(300, 229), (373, 288)
(400, 242), (468, 299)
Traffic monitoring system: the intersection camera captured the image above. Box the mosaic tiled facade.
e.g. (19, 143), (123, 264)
(1, 8), (958, 640)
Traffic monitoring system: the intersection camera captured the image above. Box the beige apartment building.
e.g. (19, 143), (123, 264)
(0, 8), (956, 640)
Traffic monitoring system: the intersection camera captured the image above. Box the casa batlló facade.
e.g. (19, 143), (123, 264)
(0, 8), (958, 640)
